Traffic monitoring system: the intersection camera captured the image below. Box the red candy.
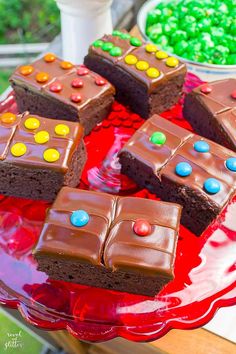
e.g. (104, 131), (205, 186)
(77, 66), (89, 76)
(70, 93), (82, 103)
(71, 78), (84, 88)
(95, 77), (106, 86)
(133, 219), (152, 237)
(231, 90), (236, 99)
(200, 85), (212, 94)
(49, 81), (63, 93)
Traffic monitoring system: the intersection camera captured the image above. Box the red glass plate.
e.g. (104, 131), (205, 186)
(0, 73), (236, 342)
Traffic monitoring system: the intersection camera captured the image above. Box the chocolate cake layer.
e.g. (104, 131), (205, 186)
(84, 32), (186, 118)
(34, 187), (182, 297)
(183, 79), (236, 151)
(119, 115), (236, 235)
(10, 54), (115, 135)
(0, 112), (86, 201)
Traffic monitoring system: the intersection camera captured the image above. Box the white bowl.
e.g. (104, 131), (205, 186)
(137, 0), (236, 82)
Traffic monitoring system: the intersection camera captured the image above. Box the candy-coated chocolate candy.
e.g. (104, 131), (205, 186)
(20, 65), (34, 76)
(124, 54), (138, 65)
(150, 131), (166, 145)
(92, 40), (104, 48)
(11, 143), (27, 157)
(49, 81), (63, 93)
(194, 141), (210, 153)
(133, 219), (152, 237)
(43, 148), (60, 163)
(146, 9), (162, 28)
(109, 46), (122, 57)
(231, 90), (236, 99)
(77, 66), (89, 76)
(71, 78), (84, 88)
(146, 67), (160, 78)
(24, 117), (40, 130)
(34, 130), (50, 144)
(102, 42), (114, 51)
(204, 178), (221, 194)
(166, 57), (179, 67)
(70, 210), (89, 227)
(200, 85), (212, 94)
(136, 61), (149, 71)
(174, 40), (188, 56)
(148, 24), (163, 41)
(170, 30), (187, 44)
(156, 51), (168, 59)
(130, 37), (142, 47)
(70, 93), (82, 103)
(112, 30), (122, 37)
(175, 162), (192, 177)
(1, 112), (16, 124)
(44, 53), (56, 63)
(120, 33), (131, 40)
(145, 44), (158, 53)
(60, 61), (73, 70)
(55, 124), (70, 136)
(36, 72), (49, 83)
(226, 157), (236, 172)
(95, 77), (106, 86)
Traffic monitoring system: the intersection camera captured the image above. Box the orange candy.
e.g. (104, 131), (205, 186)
(20, 65), (34, 76)
(1, 112), (17, 124)
(44, 53), (56, 63)
(36, 72), (49, 83)
(60, 61), (73, 70)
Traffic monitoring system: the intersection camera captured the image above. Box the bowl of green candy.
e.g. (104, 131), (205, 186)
(137, 0), (236, 81)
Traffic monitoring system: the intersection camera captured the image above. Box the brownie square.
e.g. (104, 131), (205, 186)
(183, 79), (236, 151)
(34, 187), (182, 296)
(119, 115), (236, 235)
(0, 112), (86, 201)
(10, 54), (115, 135)
(84, 32), (186, 118)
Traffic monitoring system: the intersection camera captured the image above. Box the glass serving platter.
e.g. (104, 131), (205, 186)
(0, 73), (235, 342)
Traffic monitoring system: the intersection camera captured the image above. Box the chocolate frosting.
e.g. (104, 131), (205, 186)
(34, 187), (181, 277)
(192, 79), (236, 146)
(1, 112), (83, 172)
(119, 115), (236, 208)
(89, 34), (186, 92)
(10, 57), (115, 114)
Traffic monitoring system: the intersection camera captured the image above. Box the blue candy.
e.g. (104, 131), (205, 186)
(226, 157), (236, 172)
(204, 178), (221, 194)
(194, 140), (210, 153)
(175, 162), (192, 177)
(70, 210), (89, 227)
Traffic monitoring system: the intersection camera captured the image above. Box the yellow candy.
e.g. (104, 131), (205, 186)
(156, 51), (168, 60)
(55, 124), (70, 136)
(166, 57), (179, 67)
(145, 44), (158, 53)
(146, 67), (160, 78)
(124, 55), (138, 65)
(43, 148), (60, 163)
(34, 131), (50, 144)
(11, 143), (27, 157)
(24, 117), (40, 130)
(1, 112), (16, 124)
(136, 61), (149, 71)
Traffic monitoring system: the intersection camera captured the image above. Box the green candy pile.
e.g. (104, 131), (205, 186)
(145, 0), (236, 65)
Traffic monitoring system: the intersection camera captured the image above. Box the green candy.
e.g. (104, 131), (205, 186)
(130, 37), (142, 47)
(101, 42), (114, 51)
(93, 40), (103, 48)
(120, 33), (131, 40)
(227, 54), (236, 65)
(145, 0), (236, 66)
(170, 30), (187, 45)
(109, 46), (122, 57)
(150, 132), (166, 146)
(112, 30), (122, 37)
(174, 40), (188, 56)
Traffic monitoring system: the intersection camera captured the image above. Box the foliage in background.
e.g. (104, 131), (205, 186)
(0, 69), (12, 94)
(0, 0), (60, 44)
